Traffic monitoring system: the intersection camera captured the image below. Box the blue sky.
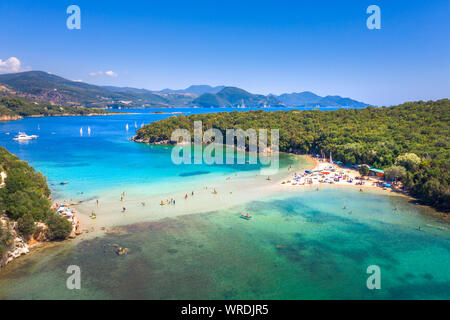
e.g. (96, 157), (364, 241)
(0, 0), (449, 106)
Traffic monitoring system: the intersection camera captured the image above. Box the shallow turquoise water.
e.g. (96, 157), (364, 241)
(0, 188), (448, 299)
(0, 109), (449, 299)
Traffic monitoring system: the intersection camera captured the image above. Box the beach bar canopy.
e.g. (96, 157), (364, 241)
(369, 168), (384, 177)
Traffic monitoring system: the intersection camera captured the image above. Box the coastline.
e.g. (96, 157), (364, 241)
(0, 203), (82, 268)
(281, 156), (450, 222)
(1, 153), (448, 272)
(0, 112), (127, 123)
(63, 153), (312, 235)
(61, 152), (450, 238)
(2, 145), (447, 268)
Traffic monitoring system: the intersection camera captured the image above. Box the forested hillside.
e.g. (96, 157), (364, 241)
(0, 147), (72, 260)
(134, 99), (450, 211)
(0, 97), (110, 118)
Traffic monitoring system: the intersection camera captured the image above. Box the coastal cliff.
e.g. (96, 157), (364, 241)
(0, 215), (30, 267)
(0, 212), (81, 268)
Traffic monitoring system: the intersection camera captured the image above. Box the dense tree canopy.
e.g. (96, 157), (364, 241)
(0, 147), (52, 221)
(0, 147), (60, 257)
(45, 213), (72, 241)
(135, 99), (449, 211)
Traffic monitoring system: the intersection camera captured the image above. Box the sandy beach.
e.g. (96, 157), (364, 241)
(59, 154), (448, 240)
(62, 154), (314, 237)
(281, 157), (390, 190)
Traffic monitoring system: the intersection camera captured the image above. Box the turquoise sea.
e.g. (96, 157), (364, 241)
(0, 108), (449, 299)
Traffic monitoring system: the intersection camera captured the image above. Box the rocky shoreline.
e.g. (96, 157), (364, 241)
(131, 136), (174, 145)
(0, 211), (81, 268)
(0, 115), (23, 122)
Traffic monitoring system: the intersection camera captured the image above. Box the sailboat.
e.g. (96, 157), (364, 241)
(88, 126), (91, 136)
(140, 123), (144, 128)
(330, 151), (333, 164)
(126, 123), (129, 131)
(80, 127), (83, 136)
(134, 122), (137, 129)
(37, 124), (40, 131)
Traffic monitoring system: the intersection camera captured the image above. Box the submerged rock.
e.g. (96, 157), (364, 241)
(116, 247), (129, 256)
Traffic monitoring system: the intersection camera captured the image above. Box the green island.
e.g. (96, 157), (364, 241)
(0, 96), (112, 120)
(0, 147), (72, 264)
(134, 99), (450, 212)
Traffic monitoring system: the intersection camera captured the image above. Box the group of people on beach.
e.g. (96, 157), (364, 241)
(158, 187), (219, 207)
(161, 198), (176, 206)
(89, 182), (224, 216)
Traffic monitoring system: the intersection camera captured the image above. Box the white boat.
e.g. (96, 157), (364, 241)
(13, 132), (38, 141)
(88, 126), (91, 135)
(126, 123), (129, 131)
(80, 127), (83, 136)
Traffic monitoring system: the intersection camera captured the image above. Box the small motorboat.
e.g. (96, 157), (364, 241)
(13, 132), (38, 141)
(240, 213), (252, 220)
(60, 181), (69, 185)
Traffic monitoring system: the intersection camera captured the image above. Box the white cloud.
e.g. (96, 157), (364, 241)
(104, 70), (118, 77)
(89, 70), (118, 77)
(0, 57), (22, 73)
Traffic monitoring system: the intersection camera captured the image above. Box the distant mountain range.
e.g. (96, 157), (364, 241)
(0, 71), (371, 109)
(193, 87), (283, 108)
(0, 71), (193, 108)
(102, 85), (226, 95)
(274, 91), (369, 108)
(154, 85), (226, 95)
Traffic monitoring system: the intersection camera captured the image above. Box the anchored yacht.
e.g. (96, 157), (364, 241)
(13, 132), (38, 141)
